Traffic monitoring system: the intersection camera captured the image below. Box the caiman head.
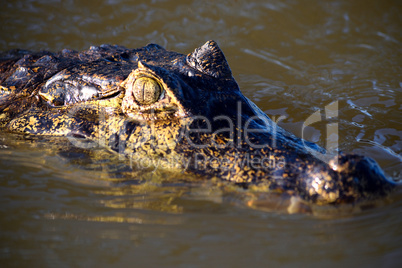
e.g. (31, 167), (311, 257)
(2, 40), (396, 206)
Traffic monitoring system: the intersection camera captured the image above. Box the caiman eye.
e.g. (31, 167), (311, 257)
(132, 77), (162, 105)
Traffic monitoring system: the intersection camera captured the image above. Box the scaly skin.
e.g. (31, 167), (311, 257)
(0, 40), (396, 206)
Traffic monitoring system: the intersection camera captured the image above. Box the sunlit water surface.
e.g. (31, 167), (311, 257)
(0, 0), (401, 267)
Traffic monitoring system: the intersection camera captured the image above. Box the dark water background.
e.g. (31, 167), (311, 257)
(0, 0), (401, 267)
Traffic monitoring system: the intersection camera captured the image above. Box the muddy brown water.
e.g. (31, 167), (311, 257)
(0, 0), (401, 267)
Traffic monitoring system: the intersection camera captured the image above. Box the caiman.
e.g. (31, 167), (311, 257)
(0, 40), (397, 211)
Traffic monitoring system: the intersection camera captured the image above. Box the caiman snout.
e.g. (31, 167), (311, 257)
(300, 154), (396, 205)
(331, 154), (396, 197)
